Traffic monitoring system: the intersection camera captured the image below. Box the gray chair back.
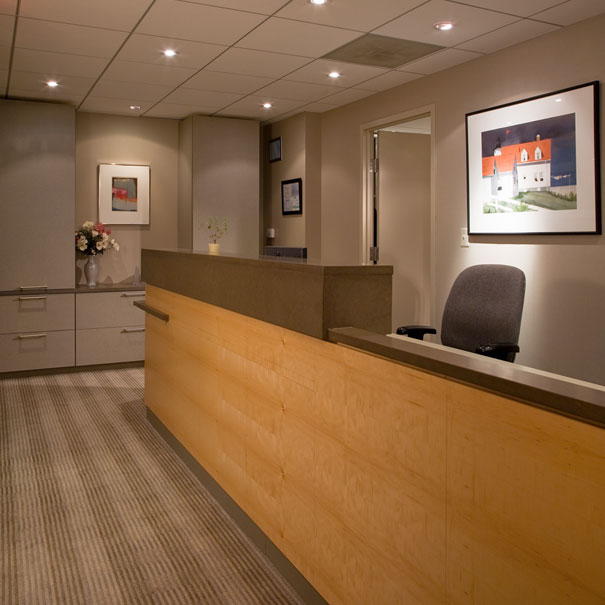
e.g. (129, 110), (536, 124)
(441, 264), (526, 353)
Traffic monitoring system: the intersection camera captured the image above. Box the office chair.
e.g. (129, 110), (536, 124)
(396, 264), (526, 362)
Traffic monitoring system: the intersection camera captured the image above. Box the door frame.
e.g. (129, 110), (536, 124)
(360, 105), (437, 326)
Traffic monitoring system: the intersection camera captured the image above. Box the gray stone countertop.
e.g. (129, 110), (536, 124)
(0, 282), (145, 296)
(329, 327), (605, 429)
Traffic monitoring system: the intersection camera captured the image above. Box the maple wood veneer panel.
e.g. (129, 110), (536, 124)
(143, 285), (605, 604)
(446, 382), (605, 605)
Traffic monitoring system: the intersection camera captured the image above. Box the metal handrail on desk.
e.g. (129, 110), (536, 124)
(133, 300), (169, 322)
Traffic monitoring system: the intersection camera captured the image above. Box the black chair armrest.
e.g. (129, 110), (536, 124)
(475, 343), (520, 362)
(396, 325), (437, 340)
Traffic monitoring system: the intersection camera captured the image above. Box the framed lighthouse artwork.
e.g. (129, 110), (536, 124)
(466, 81), (600, 235)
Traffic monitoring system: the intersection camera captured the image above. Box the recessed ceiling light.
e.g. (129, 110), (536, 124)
(309, 0), (327, 5)
(328, 71), (341, 79)
(130, 105), (141, 110)
(262, 102), (272, 109)
(163, 49), (177, 57)
(433, 22), (453, 31)
(46, 80), (59, 88)
(555, 98), (562, 103)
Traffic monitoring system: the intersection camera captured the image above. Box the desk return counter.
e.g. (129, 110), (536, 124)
(140, 248), (605, 605)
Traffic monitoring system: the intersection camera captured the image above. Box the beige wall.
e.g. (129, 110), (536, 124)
(263, 112), (322, 259)
(75, 113), (179, 285)
(320, 16), (605, 385)
(190, 116), (260, 257)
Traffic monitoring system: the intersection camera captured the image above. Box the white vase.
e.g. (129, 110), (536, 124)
(84, 255), (99, 286)
(208, 243), (220, 255)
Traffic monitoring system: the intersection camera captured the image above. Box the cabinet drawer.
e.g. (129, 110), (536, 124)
(76, 291), (145, 329)
(0, 293), (74, 335)
(76, 327), (145, 366)
(0, 330), (75, 372)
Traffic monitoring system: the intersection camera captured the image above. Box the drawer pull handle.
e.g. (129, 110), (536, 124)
(19, 296), (48, 301)
(133, 300), (169, 322)
(18, 333), (48, 340)
(121, 293), (146, 298)
(20, 285), (48, 290)
(121, 328), (145, 333)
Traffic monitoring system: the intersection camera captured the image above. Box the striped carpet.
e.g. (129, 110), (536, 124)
(0, 368), (303, 605)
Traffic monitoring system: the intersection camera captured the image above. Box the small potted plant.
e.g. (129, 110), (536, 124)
(205, 216), (227, 254)
(75, 220), (119, 286)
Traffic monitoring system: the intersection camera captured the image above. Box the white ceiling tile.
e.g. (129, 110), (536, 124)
(216, 95), (302, 119)
(184, 0), (290, 14)
(0, 43), (9, 68)
(144, 102), (216, 119)
(164, 87), (243, 108)
(451, 0), (563, 18)
(206, 47), (311, 78)
(15, 18), (127, 57)
(294, 101), (339, 112)
(116, 34), (226, 69)
(531, 0), (605, 25)
(276, 0), (425, 32)
(0, 0), (16, 16)
(0, 13), (14, 44)
(254, 79), (339, 102)
(103, 60), (195, 87)
(136, 0), (266, 45)
(78, 96), (154, 116)
(12, 48), (107, 78)
(235, 17), (362, 57)
(357, 70), (423, 92)
(9, 87), (83, 104)
(90, 78), (174, 102)
(283, 59), (388, 87)
(400, 48), (482, 74)
(185, 70), (273, 94)
(457, 18), (560, 53)
(319, 87), (376, 105)
(374, 0), (519, 46)
(19, 0), (153, 31)
(10, 70), (95, 94)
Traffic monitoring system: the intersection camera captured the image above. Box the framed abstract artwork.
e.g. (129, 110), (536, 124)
(466, 81), (600, 235)
(98, 164), (150, 225)
(269, 137), (282, 163)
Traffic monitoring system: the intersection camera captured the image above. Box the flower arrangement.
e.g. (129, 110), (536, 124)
(75, 221), (119, 256)
(205, 216), (228, 243)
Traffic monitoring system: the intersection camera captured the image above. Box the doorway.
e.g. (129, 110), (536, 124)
(362, 108), (435, 332)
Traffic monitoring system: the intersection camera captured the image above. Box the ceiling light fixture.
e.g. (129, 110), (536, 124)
(262, 102), (272, 109)
(433, 22), (453, 31)
(328, 71), (341, 79)
(163, 49), (177, 57)
(130, 105), (141, 110)
(309, 0), (327, 5)
(555, 98), (562, 103)
(46, 80), (59, 88)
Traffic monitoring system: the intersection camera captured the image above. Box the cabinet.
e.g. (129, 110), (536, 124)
(75, 290), (146, 366)
(0, 100), (75, 290)
(0, 293), (75, 372)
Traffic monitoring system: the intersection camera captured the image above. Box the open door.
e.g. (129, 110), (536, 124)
(364, 113), (434, 332)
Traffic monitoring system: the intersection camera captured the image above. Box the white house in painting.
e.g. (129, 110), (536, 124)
(482, 135), (552, 200)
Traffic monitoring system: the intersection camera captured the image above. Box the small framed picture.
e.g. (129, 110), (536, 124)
(98, 163), (150, 225)
(269, 137), (282, 163)
(281, 178), (302, 215)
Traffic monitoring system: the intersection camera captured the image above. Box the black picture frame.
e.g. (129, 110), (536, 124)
(281, 178), (302, 215)
(466, 81), (600, 235)
(269, 137), (282, 163)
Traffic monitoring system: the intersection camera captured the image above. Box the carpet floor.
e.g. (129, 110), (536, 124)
(0, 368), (303, 605)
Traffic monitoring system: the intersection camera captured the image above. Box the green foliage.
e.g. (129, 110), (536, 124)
(205, 216), (228, 243)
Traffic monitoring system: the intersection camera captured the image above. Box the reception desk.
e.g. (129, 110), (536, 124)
(141, 249), (605, 605)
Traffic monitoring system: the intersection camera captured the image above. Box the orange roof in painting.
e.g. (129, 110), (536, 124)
(482, 139), (551, 177)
